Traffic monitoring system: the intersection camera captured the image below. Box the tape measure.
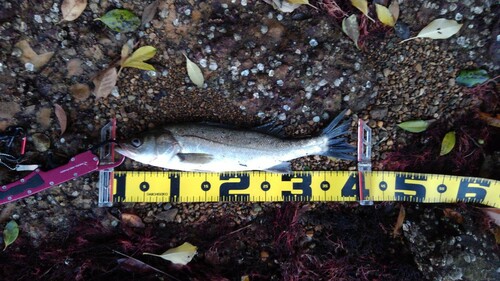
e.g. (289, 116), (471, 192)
(104, 171), (499, 208)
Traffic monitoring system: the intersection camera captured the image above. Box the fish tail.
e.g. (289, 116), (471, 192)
(320, 109), (355, 160)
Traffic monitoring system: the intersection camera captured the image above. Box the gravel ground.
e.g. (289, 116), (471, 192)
(0, 0), (499, 280)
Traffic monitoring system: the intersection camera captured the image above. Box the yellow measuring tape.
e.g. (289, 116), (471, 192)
(110, 171), (499, 208)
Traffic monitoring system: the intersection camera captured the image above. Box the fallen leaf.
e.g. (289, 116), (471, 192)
(95, 9), (140, 33)
(93, 67), (118, 99)
(143, 242), (197, 265)
(400, 18), (463, 43)
(287, 0), (317, 9)
(443, 208), (463, 224)
(66, 59), (83, 77)
(121, 213), (145, 228)
(54, 104), (67, 135)
(342, 14), (360, 49)
(482, 208), (500, 226)
(456, 69), (489, 87)
(393, 205), (405, 237)
(350, 0), (374, 21)
(265, 0), (301, 13)
(388, 0), (399, 22)
(183, 53), (204, 88)
(0, 204), (16, 224)
(0, 102), (20, 119)
(61, 0), (87, 22)
(440, 131), (456, 156)
(37, 107), (52, 128)
(241, 275), (250, 281)
(121, 46), (157, 71)
(3, 220), (19, 251)
(15, 40), (54, 70)
(70, 83), (90, 101)
(118, 40), (135, 73)
(142, 0), (160, 25)
(397, 120), (430, 133)
(375, 3), (395, 27)
(479, 112), (500, 128)
(121, 43), (132, 64)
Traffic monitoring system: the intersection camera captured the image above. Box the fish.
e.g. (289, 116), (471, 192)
(115, 110), (355, 172)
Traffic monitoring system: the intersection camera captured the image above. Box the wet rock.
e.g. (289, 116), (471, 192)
(0, 102), (20, 119)
(31, 133), (51, 152)
(155, 208), (179, 222)
(370, 105), (388, 120)
(490, 18), (500, 67)
(403, 207), (500, 281)
(394, 22), (411, 40)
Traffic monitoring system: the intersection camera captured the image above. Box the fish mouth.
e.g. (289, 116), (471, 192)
(114, 144), (131, 157)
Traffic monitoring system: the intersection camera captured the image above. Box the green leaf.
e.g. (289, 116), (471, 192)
(397, 120), (430, 133)
(96, 9), (140, 33)
(440, 131), (456, 156)
(456, 69), (489, 88)
(121, 46), (157, 71)
(3, 220), (19, 251)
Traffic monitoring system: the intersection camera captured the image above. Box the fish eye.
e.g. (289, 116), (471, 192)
(131, 138), (142, 148)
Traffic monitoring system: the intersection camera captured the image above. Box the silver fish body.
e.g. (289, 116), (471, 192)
(116, 111), (354, 172)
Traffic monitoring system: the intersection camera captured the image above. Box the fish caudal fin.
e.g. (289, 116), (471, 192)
(321, 109), (355, 161)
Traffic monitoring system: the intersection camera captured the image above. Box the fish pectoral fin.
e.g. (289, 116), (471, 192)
(264, 162), (292, 173)
(253, 122), (285, 138)
(176, 153), (214, 164)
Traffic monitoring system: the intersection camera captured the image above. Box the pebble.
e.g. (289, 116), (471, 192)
(448, 78), (456, 87)
(309, 39), (318, 47)
(415, 63), (423, 73)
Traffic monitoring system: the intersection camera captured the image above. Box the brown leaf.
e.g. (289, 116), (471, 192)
(388, 0), (399, 22)
(54, 104), (67, 135)
(15, 40), (54, 70)
(67, 59), (83, 77)
(92, 67), (118, 99)
(393, 205), (405, 237)
(121, 213), (145, 228)
(61, 0), (87, 22)
(0, 102), (20, 119)
(142, 0), (160, 25)
(443, 208), (463, 224)
(120, 43), (132, 66)
(479, 112), (500, 128)
(36, 107), (52, 128)
(70, 83), (90, 101)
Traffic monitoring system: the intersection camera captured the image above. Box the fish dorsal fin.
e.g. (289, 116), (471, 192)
(253, 122), (285, 138)
(176, 153), (214, 164)
(264, 162), (292, 173)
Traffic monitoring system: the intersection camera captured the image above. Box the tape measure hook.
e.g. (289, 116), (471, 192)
(357, 119), (373, 206)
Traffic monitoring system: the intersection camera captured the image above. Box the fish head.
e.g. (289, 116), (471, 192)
(115, 130), (180, 167)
